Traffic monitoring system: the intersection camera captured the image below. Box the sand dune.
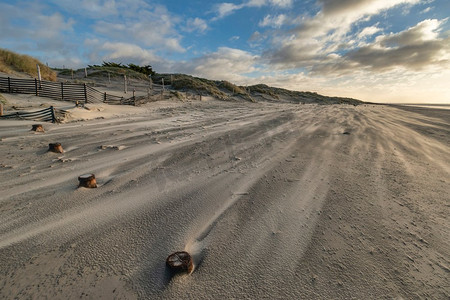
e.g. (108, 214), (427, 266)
(0, 100), (449, 299)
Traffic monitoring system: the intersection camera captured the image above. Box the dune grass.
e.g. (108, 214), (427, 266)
(169, 74), (228, 99)
(0, 49), (57, 81)
(0, 93), (7, 105)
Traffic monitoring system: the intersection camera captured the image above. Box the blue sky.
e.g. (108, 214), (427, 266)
(1, 0), (449, 103)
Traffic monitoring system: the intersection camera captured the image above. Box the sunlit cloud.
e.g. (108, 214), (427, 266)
(176, 47), (258, 81)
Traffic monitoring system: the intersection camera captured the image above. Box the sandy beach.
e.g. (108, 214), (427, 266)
(0, 98), (449, 299)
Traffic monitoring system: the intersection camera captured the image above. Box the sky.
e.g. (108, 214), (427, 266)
(1, 0), (449, 103)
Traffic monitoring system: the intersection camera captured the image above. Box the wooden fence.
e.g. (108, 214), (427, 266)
(0, 76), (96, 103)
(0, 106), (61, 123)
(0, 76), (141, 105)
(0, 76), (172, 115)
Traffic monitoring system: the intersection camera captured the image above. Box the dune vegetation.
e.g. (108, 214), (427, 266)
(0, 49), (57, 81)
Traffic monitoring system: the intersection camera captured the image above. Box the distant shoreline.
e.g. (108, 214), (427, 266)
(386, 103), (450, 110)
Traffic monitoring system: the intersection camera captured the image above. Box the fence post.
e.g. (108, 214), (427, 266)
(50, 106), (56, 123)
(8, 77), (11, 93)
(104, 92), (106, 103)
(37, 64), (42, 83)
(35, 78), (38, 96)
(61, 82), (64, 100)
(0, 103), (3, 116)
(83, 84), (87, 104)
(124, 75), (127, 94)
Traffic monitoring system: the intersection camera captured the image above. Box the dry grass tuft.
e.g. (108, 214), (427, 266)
(0, 49), (57, 81)
(0, 93), (7, 104)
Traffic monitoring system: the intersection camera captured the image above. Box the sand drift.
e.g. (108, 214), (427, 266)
(0, 101), (449, 299)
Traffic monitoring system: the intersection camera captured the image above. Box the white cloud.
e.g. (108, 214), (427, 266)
(420, 6), (433, 14)
(214, 3), (244, 19)
(378, 18), (444, 47)
(213, 0), (294, 20)
(259, 14), (289, 28)
(269, 0), (293, 8)
(266, 0), (424, 69)
(186, 18), (208, 33)
(101, 42), (160, 63)
(92, 5), (185, 53)
(346, 19), (450, 71)
(35, 13), (74, 39)
(357, 26), (382, 39)
(176, 47), (258, 81)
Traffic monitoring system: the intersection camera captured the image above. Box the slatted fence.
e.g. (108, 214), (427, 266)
(0, 76), (93, 103)
(0, 75), (165, 111)
(0, 76), (138, 105)
(0, 106), (59, 123)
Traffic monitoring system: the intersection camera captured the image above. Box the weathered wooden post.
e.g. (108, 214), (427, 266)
(161, 90), (163, 100)
(61, 82), (64, 100)
(0, 103), (3, 116)
(31, 124), (44, 132)
(84, 67), (88, 78)
(48, 143), (64, 153)
(166, 251), (194, 274)
(104, 92), (107, 103)
(124, 75), (127, 94)
(133, 88), (135, 99)
(50, 106), (56, 123)
(36, 64), (42, 85)
(78, 174), (97, 188)
(35, 78), (38, 96)
(83, 83), (88, 104)
(162, 78), (165, 91)
(149, 77), (153, 90)
(8, 77), (11, 93)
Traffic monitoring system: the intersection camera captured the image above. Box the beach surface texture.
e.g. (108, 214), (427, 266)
(1, 95), (449, 299)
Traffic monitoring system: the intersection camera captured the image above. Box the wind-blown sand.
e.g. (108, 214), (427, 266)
(0, 100), (449, 299)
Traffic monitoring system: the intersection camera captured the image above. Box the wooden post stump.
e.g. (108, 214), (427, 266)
(31, 124), (44, 132)
(166, 251), (194, 274)
(78, 174), (97, 188)
(48, 143), (64, 153)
